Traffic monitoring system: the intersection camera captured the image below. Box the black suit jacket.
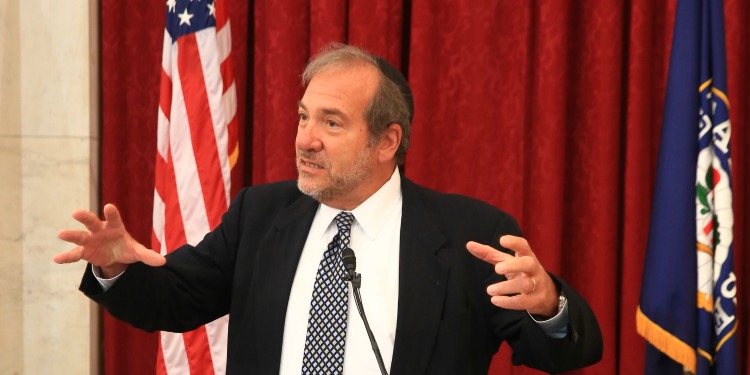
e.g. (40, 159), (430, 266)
(81, 176), (602, 374)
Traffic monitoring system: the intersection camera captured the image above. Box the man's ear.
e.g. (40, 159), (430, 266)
(377, 123), (403, 163)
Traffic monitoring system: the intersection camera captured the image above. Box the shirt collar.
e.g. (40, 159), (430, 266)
(314, 168), (403, 240)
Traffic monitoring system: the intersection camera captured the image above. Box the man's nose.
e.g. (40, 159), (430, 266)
(296, 123), (323, 151)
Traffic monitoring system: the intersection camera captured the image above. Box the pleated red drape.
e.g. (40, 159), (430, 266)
(101, 1), (749, 374)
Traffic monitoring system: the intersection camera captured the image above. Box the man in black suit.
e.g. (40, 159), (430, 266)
(55, 44), (602, 374)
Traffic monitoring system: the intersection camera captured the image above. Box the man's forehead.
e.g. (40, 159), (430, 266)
(310, 63), (380, 86)
(299, 65), (379, 110)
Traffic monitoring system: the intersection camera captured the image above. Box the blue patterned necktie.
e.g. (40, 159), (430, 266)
(302, 211), (355, 375)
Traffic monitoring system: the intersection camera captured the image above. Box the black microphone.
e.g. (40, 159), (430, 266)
(341, 247), (357, 283)
(340, 248), (388, 375)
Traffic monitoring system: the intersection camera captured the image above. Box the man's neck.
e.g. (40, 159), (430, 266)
(320, 165), (398, 211)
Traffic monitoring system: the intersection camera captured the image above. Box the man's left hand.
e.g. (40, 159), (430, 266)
(466, 235), (559, 318)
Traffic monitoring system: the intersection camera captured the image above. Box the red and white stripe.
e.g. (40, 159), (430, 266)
(152, 1), (238, 374)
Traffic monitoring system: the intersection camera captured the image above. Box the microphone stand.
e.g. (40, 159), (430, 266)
(349, 272), (388, 375)
(341, 247), (388, 375)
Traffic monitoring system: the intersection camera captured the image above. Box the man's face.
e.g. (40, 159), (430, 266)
(295, 64), (381, 208)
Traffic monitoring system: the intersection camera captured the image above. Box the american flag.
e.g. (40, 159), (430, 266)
(152, 0), (238, 373)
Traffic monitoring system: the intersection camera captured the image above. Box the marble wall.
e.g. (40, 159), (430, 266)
(0, 1), (99, 374)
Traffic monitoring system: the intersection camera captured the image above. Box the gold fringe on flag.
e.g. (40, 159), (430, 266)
(636, 306), (696, 374)
(229, 141), (239, 169)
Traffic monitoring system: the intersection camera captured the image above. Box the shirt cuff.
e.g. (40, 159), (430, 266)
(91, 264), (126, 291)
(529, 298), (569, 338)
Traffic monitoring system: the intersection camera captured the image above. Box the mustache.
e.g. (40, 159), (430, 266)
(297, 150), (330, 169)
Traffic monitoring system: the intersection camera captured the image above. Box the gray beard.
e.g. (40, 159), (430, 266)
(296, 146), (374, 203)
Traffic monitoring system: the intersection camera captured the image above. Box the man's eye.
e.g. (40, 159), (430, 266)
(298, 113), (308, 121)
(327, 120), (338, 127)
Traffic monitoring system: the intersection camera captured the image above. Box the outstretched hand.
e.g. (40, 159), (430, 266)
(54, 203), (165, 278)
(466, 235), (559, 318)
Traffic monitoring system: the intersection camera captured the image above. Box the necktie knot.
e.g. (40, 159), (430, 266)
(334, 212), (355, 256)
(335, 211), (355, 233)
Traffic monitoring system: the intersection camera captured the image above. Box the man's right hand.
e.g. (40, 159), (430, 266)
(54, 203), (166, 278)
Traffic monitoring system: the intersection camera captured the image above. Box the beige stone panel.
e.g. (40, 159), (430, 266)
(0, 136), (23, 375)
(19, 1), (93, 138)
(0, 0), (21, 137)
(22, 136), (96, 374)
(0, 0), (23, 374)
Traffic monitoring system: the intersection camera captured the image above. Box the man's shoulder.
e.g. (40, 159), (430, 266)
(231, 180), (313, 214)
(404, 178), (506, 216)
(402, 177), (523, 241)
(243, 180), (301, 197)
(403, 178), (519, 228)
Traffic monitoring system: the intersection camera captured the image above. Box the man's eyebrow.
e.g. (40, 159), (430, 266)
(320, 107), (348, 121)
(297, 100), (349, 121)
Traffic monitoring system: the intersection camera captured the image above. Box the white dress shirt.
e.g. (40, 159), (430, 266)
(279, 169), (403, 375)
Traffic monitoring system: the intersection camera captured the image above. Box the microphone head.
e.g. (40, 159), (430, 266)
(341, 247), (357, 279)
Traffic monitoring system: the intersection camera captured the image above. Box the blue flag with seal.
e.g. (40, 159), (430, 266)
(636, 0), (738, 374)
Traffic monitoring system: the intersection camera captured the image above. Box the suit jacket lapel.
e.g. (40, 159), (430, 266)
(390, 178), (449, 375)
(251, 193), (319, 373)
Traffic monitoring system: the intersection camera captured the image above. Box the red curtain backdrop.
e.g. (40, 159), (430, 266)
(100, 1), (749, 374)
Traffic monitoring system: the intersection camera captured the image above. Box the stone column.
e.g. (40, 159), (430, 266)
(0, 1), (100, 374)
